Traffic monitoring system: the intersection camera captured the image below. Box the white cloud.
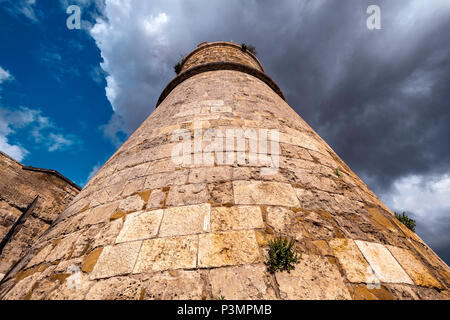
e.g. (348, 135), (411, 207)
(1, 0), (39, 22)
(380, 173), (450, 255)
(0, 136), (28, 161)
(0, 67), (12, 85)
(86, 162), (102, 183)
(0, 66), (81, 159)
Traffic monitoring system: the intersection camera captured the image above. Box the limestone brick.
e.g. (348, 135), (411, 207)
(198, 230), (261, 268)
(115, 210), (163, 243)
(233, 180), (299, 206)
(134, 236), (198, 273)
(159, 204), (210, 237)
(355, 240), (413, 284)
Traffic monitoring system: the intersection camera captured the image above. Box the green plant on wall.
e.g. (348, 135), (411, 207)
(265, 236), (300, 273)
(334, 168), (341, 177)
(241, 43), (257, 56)
(395, 212), (416, 232)
(174, 62), (182, 74)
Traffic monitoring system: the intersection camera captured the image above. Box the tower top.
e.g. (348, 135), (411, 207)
(180, 41), (265, 73)
(156, 41), (284, 107)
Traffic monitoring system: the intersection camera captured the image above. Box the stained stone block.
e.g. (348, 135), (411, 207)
(115, 210), (163, 244)
(188, 167), (232, 184)
(198, 230), (261, 268)
(90, 241), (142, 280)
(275, 254), (351, 300)
(144, 171), (188, 190)
(122, 177), (145, 197)
(209, 264), (277, 300)
(233, 180), (299, 206)
(354, 240), (413, 284)
(134, 236), (198, 273)
(386, 245), (442, 289)
(145, 270), (208, 300)
(83, 202), (119, 226)
(147, 189), (166, 209)
(211, 206), (264, 232)
(329, 238), (378, 284)
(86, 277), (144, 300)
(165, 184), (208, 207)
(118, 194), (145, 213)
(159, 204), (210, 237)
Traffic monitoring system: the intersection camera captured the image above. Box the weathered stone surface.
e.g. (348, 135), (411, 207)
(266, 206), (305, 241)
(159, 204), (210, 237)
(134, 236), (198, 273)
(147, 189), (166, 209)
(86, 277), (143, 300)
(211, 206), (264, 232)
(115, 210), (163, 243)
(165, 184), (208, 207)
(275, 254), (351, 300)
(233, 180), (299, 206)
(83, 202), (119, 226)
(121, 177), (145, 197)
(0, 151), (80, 277)
(47, 273), (91, 300)
(145, 270), (209, 300)
(209, 264), (277, 300)
(118, 195), (145, 213)
(90, 241), (141, 280)
(188, 167), (232, 184)
(198, 230), (261, 268)
(329, 238), (378, 284)
(387, 245), (442, 289)
(355, 240), (413, 284)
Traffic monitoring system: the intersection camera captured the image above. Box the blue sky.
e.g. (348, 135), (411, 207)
(0, 0), (114, 187)
(1, 1), (449, 264)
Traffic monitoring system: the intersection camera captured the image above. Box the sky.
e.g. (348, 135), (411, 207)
(0, 0), (449, 264)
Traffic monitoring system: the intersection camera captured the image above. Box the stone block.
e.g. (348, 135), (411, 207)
(165, 184), (208, 207)
(386, 245), (442, 289)
(275, 254), (351, 300)
(145, 270), (208, 300)
(147, 189), (166, 209)
(329, 238), (378, 284)
(159, 204), (210, 237)
(90, 241), (141, 280)
(188, 167), (232, 184)
(211, 206), (264, 232)
(118, 194), (145, 213)
(209, 264), (277, 300)
(83, 202), (119, 226)
(134, 236), (198, 273)
(354, 240), (413, 284)
(198, 230), (261, 268)
(115, 210), (163, 244)
(233, 180), (299, 206)
(86, 277), (143, 300)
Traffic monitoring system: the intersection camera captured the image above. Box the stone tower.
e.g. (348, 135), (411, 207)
(1, 41), (449, 300)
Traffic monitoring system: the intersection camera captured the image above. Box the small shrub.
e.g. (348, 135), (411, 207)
(334, 168), (341, 177)
(265, 236), (300, 273)
(241, 43), (257, 56)
(174, 62), (182, 74)
(218, 296), (226, 300)
(395, 212), (416, 232)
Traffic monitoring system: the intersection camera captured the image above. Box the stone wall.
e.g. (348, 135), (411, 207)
(0, 151), (80, 281)
(0, 43), (449, 300)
